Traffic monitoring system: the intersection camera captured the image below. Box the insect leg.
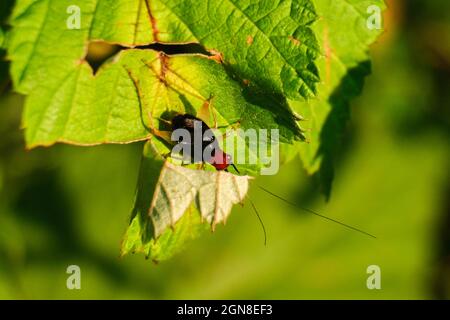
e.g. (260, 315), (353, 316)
(196, 95), (216, 128)
(123, 65), (172, 144)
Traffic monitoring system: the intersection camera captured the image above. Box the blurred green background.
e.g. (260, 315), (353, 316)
(0, 0), (449, 299)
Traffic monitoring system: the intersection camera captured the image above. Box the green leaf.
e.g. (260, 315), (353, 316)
(122, 203), (207, 262)
(284, 0), (385, 191)
(6, 0), (306, 149)
(20, 49), (300, 164)
(7, 0), (319, 139)
(121, 140), (250, 261)
(149, 0), (320, 100)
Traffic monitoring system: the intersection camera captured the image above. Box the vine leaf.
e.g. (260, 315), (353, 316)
(16, 48), (301, 156)
(149, 0), (320, 100)
(121, 140), (250, 261)
(6, 0), (320, 149)
(283, 0), (386, 195)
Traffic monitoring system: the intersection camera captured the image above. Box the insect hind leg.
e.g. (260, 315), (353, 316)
(123, 65), (172, 144)
(197, 96), (218, 129)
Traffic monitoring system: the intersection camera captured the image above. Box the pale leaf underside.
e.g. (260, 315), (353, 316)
(150, 161), (249, 238)
(121, 141), (250, 260)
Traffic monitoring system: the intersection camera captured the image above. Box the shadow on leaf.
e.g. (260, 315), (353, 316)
(315, 61), (372, 200)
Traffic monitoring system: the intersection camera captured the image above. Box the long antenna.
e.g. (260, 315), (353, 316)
(248, 197), (267, 246)
(258, 186), (376, 239)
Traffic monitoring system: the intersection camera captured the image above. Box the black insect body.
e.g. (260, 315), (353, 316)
(170, 113), (238, 172)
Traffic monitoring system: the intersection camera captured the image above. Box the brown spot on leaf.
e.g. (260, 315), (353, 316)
(246, 35), (254, 45)
(159, 52), (169, 77)
(207, 49), (224, 63)
(243, 79), (250, 86)
(288, 36), (301, 46)
(144, 0), (159, 42)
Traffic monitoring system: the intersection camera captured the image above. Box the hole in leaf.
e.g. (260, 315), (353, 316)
(86, 41), (121, 74)
(139, 42), (211, 56)
(86, 41), (212, 74)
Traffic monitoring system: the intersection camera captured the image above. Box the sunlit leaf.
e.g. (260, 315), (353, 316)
(121, 140), (250, 260)
(283, 0), (386, 196)
(4, 0), (385, 260)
